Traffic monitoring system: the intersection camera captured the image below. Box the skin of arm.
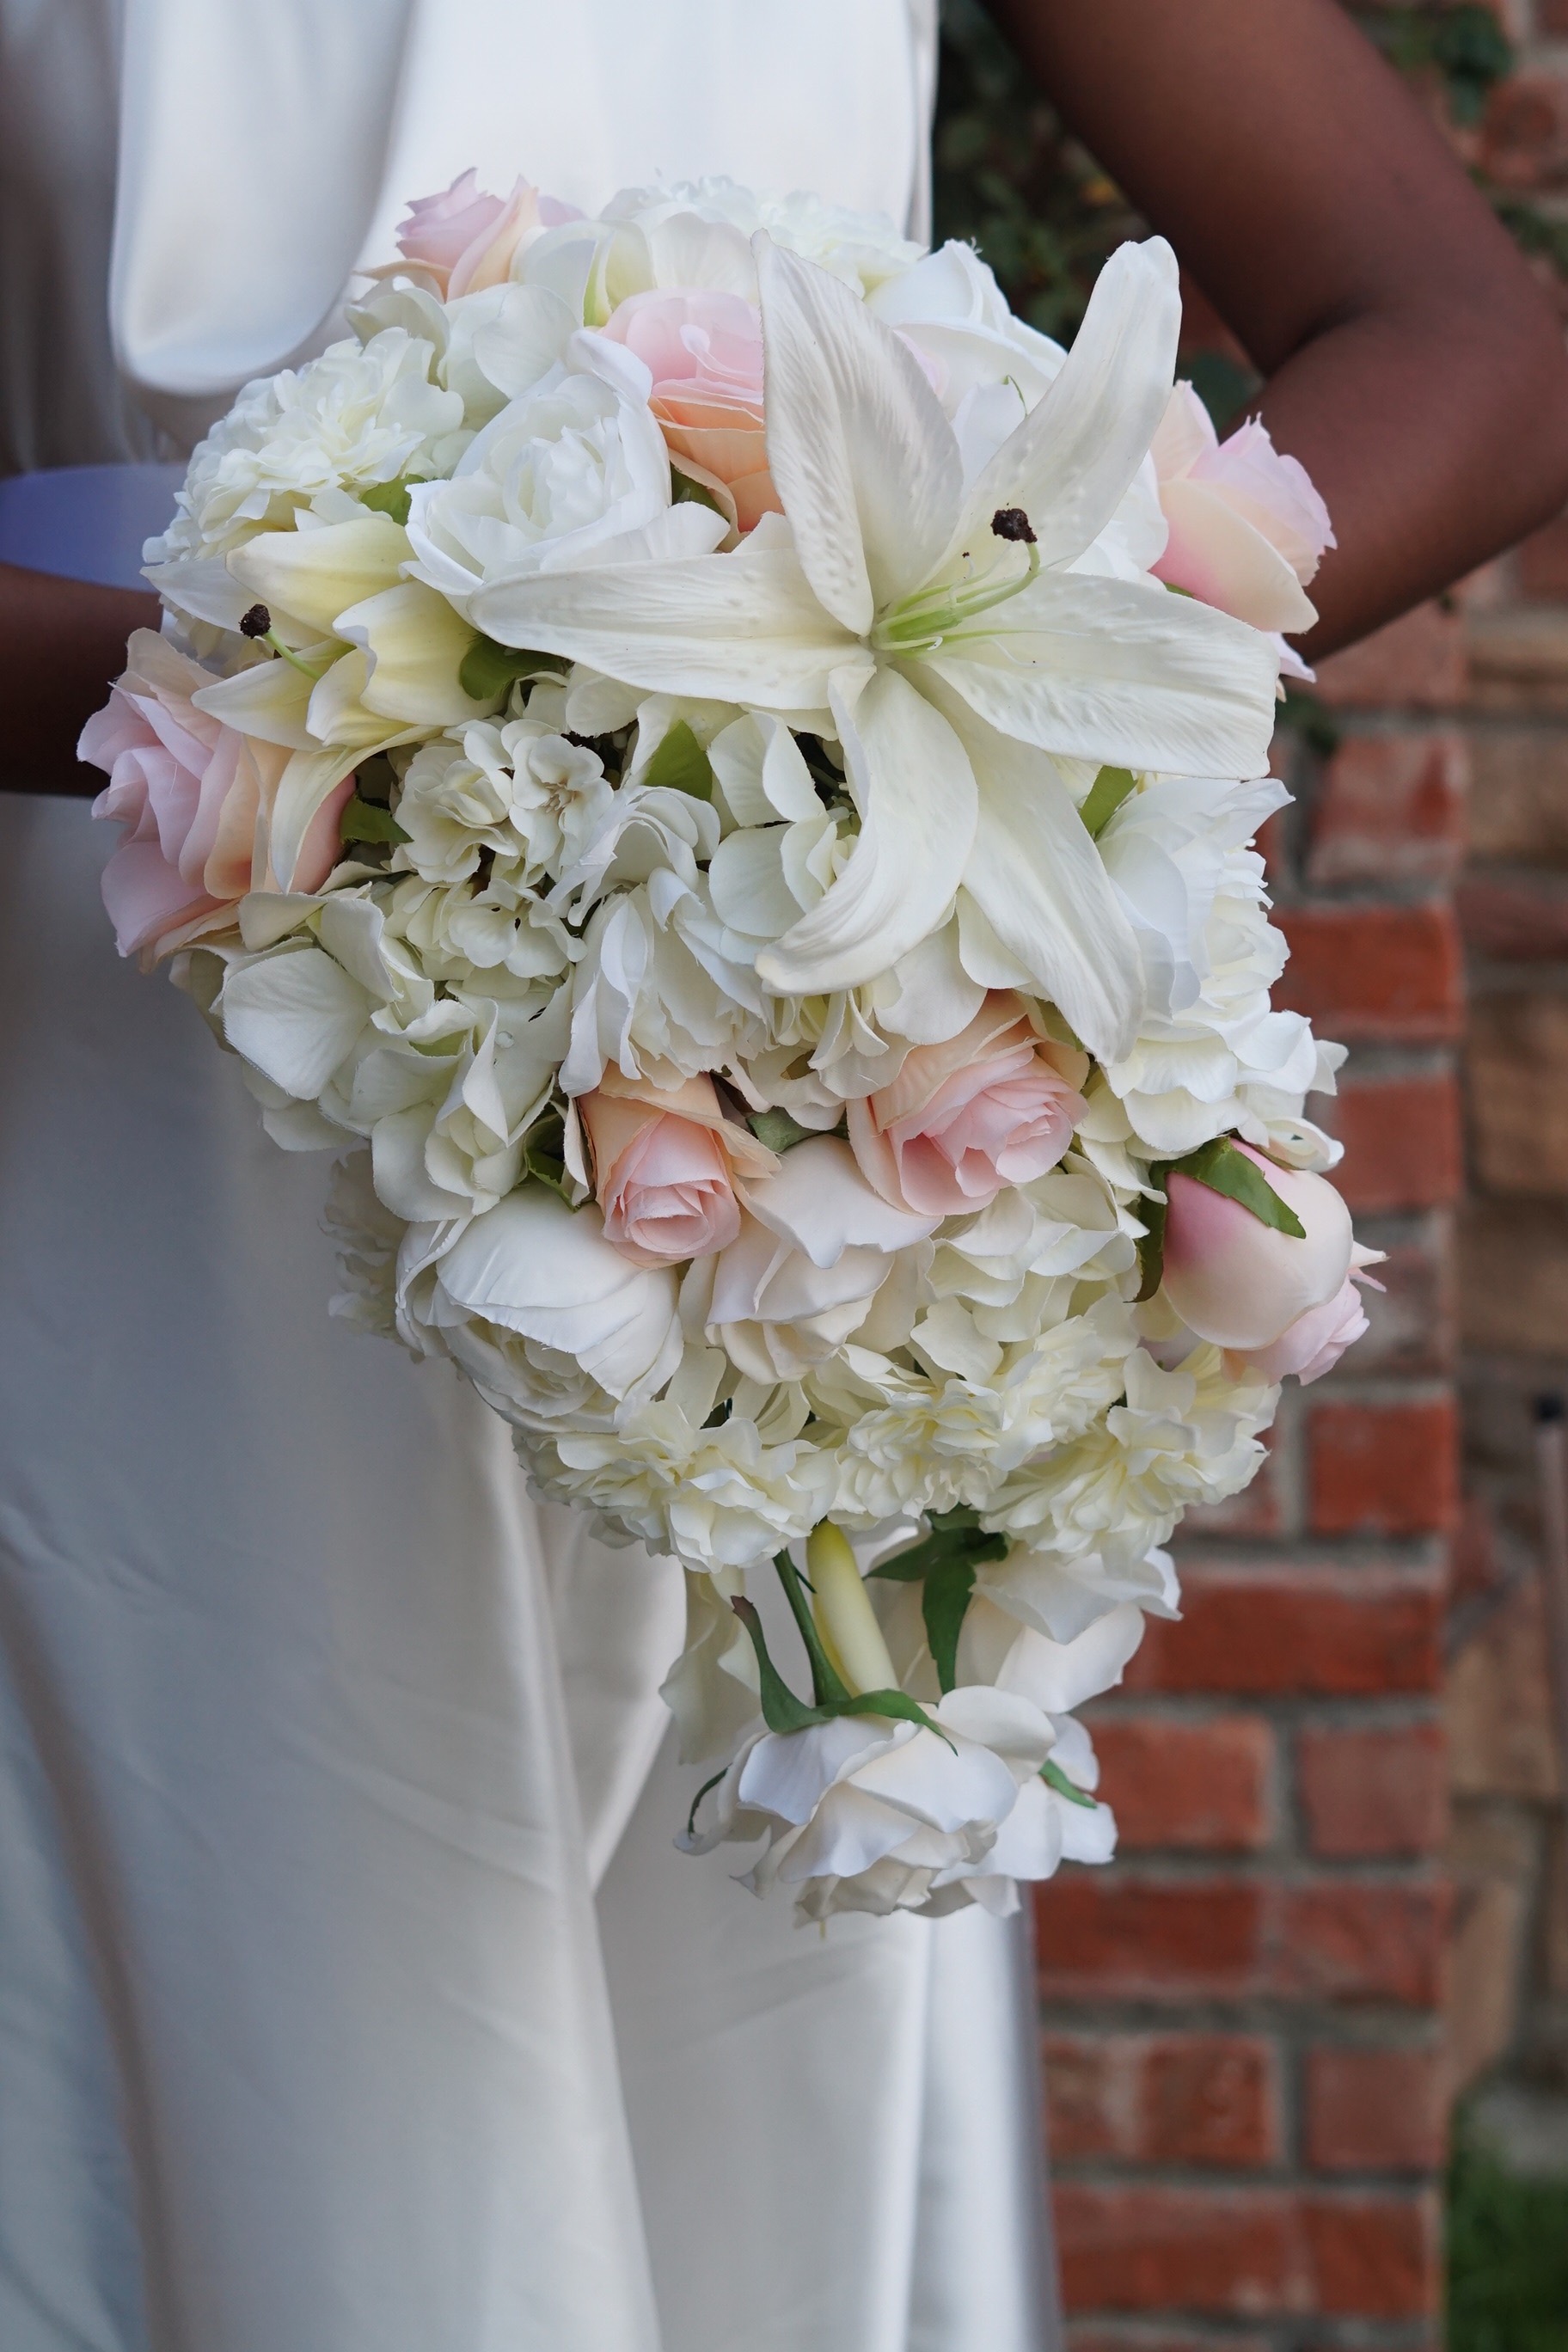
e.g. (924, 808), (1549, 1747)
(0, 562), (159, 796)
(984, 0), (1568, 656)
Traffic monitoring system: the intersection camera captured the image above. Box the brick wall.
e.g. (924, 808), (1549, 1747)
(1036, 602), (1467, 2349)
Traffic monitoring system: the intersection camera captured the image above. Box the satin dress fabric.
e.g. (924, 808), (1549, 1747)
(0, 6), (1059, 2346)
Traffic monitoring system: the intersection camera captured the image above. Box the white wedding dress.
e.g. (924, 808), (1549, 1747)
(0, 6), (1058, 2347)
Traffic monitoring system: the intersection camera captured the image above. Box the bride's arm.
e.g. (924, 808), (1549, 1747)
(0, 564), (160, 797)
(987, 0), (1568, 656)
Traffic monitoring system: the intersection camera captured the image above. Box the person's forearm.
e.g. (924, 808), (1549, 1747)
(0, 564), (159, 796)
(985, 0), (1568, 658)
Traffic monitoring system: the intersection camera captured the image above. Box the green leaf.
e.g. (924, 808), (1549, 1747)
(837, 1687), (954, 1747)
(773, 1551), (851, 1709)
(1041, 1756), (1098, 1810)
(671, 469), (727, 518)
(923, 1557), (977, 1695)
(868, 1508), (1007, 1583)
(1176, 1136), (1305, 1239)
(340, 794), (410, 845)
(358, 475), (421, 526)
(641, 717), (714, 800)
(1134, 1173), (1168, 1303)
(685, 1765), (729, 1840)
(457, 633), (567, 703)
(747, 1108), (823, 1154)
(729, 1599), (831, 1734)
(1078, 765), (1138, 837)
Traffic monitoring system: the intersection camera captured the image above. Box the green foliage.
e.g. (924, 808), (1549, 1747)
(339, 793), (409, 845)
(457, 634), (567, 702)
(358, 475), (420, 526)
(1041, 1756), (1098, 1810)
(1448, 2117), (1568, 2351)
(641, 717), (714, 799)
(747, 1107), (824, 1153)
(730, 1565), (953, 1746)
(1078, 765), (1138, 839)
(1353, 3), (1512, 126)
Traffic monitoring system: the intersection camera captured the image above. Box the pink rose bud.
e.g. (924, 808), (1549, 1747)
(1160, 1143), (1355, 1353)
(1150, 382), (1335, 634)
(82, 629), (348, 964)
(847, 995), (1088, 1220)
(578, 1068), (778, 1267)
(393, 169), (579, 298)
(600, 289), (782, 534)
(1232, 1249), (1383, 1387)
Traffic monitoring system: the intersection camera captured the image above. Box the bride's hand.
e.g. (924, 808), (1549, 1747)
(988, 0), (1568, 657)
(0, 562), (160, 797)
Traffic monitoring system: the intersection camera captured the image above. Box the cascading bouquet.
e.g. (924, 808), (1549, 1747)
(84, 169), (1378, 1924)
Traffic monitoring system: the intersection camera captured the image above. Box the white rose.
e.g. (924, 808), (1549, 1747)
(397, 1185), (683, 1418)
(688, 1138), (936, 1384)
(405, 334), (724, 616)
(559, 875), (765, 1097)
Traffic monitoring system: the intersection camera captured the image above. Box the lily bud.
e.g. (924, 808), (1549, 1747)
(1161, 1143), (1352, 1352)
(807, 1522), (897, 1697)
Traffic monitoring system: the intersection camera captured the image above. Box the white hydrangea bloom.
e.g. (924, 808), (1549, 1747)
(985, 1344), (1277, 1575)
(149, 329), (468, 567)
(1097, 775), (1342, 1158)
(393, 717), (616, 888)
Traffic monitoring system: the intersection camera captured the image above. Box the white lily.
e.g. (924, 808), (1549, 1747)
(472, 237), (1278, 1059)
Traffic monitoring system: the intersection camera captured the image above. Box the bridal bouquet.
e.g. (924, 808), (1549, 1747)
(85, 170), (1374, 1923)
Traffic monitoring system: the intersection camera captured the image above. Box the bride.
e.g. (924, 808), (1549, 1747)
(2, 4), (1564, 2348)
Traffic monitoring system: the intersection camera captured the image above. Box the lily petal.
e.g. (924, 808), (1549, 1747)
(335, 581), (499, 727)
(927, 568), (1279, 781)
(228, 513), (411, 638)
(955, 238), (1180, 573)
(756, 665), (977, 995)
(922, 673), (1145, 1061)
(470, 542), (862, 713)
(756, 236), (964, 632)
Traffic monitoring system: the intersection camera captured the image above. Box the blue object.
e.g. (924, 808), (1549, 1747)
(0, 463), (187, 591)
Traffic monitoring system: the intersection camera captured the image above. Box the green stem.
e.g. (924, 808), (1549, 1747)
(773, 1549), (852, 1709)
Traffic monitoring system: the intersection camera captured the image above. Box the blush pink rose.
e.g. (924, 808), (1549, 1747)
(847, 995), (1088, 1219)
(1150, 382), (1335, 634)
(1229, 1251), (1382, 1386)
(601, 288), (782, 534)
(577, 1067), (779, 1267)
(83, 629), (350, 964)
(1160, 1143), (1357, 1354)
(394, 169), (581, 298)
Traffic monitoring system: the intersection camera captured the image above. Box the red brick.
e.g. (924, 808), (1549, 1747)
(1055, 2184), (1439, 2319)
(1275, 1883), (1449, 2008)
(1323, 1072), (1463, 1214)
(1314, 602), (1467, 710)
(1304, 2045), (1449, 2172)
(1296, 1722), (1448, 1859)
(1035, 1879), (1265, 1999)
(1338, 1238), (1455, 1376)
(1306, 732), (1467, 886)
(1481, 70), (1568, 192)
(1307, 1398), (1458, 1537)
(1093, 1717), (1273, 1853)
(1067, 2331), (1272, 2352)
(1126, 1565), (1442, 1697)
(1459, 873), (1568, 959)
(1275, 903), (1463, 1043)
(1302, 2190), (1442, 2317)
(1044, 2032), (1280, 2166)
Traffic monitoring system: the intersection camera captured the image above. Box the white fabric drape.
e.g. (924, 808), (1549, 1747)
(0, 4), (1058, 2344)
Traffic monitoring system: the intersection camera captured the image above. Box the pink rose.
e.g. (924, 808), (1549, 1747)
(394, 170), (581, 299)
(1150, 382), (1335, 634)
(83, 629), (350, 964)
(1160, 1143), (1357, 1354)
(847, 995), (1088, 1220)
(601, 289), (781, 535)
(577, 1067), (778, 1267)
(1231, 1253), (1381, 1387)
